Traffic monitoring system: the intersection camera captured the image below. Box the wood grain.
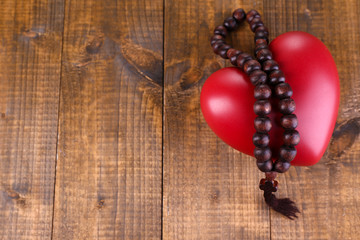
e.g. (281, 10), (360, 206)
(163, 1), (271, 239)
(52, 0), (163, 239)
(0, 0), (64, 239)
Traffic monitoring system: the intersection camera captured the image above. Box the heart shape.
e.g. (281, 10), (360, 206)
(201, 31), (340, 166)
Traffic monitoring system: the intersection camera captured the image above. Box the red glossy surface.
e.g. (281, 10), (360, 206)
(200, 31), (340, 166)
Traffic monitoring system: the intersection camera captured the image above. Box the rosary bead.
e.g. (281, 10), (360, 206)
(236, 53), (253, 69)
(256, 49), (272, 62)
(250, 18), (264, 32)
(254, 43), (268, 55)
(279, 98), (296, 114)
(254, 147), (272, 162)
(219, 45), (231, 59)
(254, 116), (272, 133)
(254, 100), (271, 115)
(257, 159), (273, 172)
(274, 161), (291, 173)
(246, 9), (260, 23)
(244, 59), (261, 74)
(255, 38), (268, 45)
(253, 132), (270, 147)
(212, 41), (224, 54)
(265, 171), (278, 181)
(224, 17), (238, 31)
(254, 30), (269, 43)
(280, 114), (298, 129)
(269, 70), (285, 85)
(275, 82), (293, 99)
(214, 25), (227, 37)
(233, 8), (246, 23)
(210, 35), (224, 46)
(255, 26), (269, 36)
(262, 60), (279, 72)
(249, 70), (267, 85)
(227, 49), (241, 65)
(279, 145), (297, 162)
(254, 84), (271, 99)
(283, 129), (300, 146)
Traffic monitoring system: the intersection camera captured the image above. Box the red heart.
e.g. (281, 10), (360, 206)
(201, 31), (340, 166)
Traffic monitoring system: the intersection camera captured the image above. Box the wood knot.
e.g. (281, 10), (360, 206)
(96, 199), (105, 209)
(86, 34), (104, 54)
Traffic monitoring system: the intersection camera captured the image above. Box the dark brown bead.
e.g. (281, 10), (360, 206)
(279, 145), (297, 162)
(249, 70), (267, 86)
(269, 70), (285, 85)
(254, 100), (271, 116)
(210, 35), (223, 46)
(246, 9), (260, 23)
(254, 84), (271, 99)
(280, 114), (298, 129)
(212, 41), (224, 54)
(253, 132), (270, 147)
(214, 25), (227, 37)
(236, 53), (253, 69)
(250, 18), (264, 32)
(255, 26), (269, 36)
(254, 33), (269, 45)
(262, 60), (279, 72)
(254, 147), (272, 162)
(254, 116), (272, 133)
(243, 59), (261, 74)
(226, 48), (239, 59)
(233, 8), (246, 23)
(256, 49), (272, 62)
(254, 43), (268, 55)
(274, 161), (291, 173)
(283, 130), (300, 146)
(257, 159), (273, 172)
(265, 171), (278, 181)
(224, 17), (238, 31)
(275, 82), (293, 99)
(219, 45), (231, 59)
(255, 38), (268, 45)
(279, 98), (296, 114)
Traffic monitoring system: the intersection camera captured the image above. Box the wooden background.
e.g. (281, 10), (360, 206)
(0, 0), (359, 239)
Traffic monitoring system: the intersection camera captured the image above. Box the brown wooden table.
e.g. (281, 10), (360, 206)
(0, 0), (359, 239)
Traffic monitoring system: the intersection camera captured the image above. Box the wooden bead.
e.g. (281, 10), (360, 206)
(279, 145), (297, 162)
(262, 60), (279, 72)
(219, 45), (231, 59)
(236, 53), (253, 69)
(274, 161), (291, 173)
(210, 35), (223, 46)
(280, 114), (298, 129)
(249, 70), (267, 86)
(254, 116), (272, 133)
(254, 43), (268, 55)
(227, 49), (241, 65)
(255, 26), (269, 36)
(246, 9), (260, 23)
(283, 130), (300, 146)
(265, 171), (278, 181)
(253, 132), (270, 147)
(243, 59), (261, 74)
(254, 147), (272, 162)
(254, 100), (271, 115)
(279, 98), (296, 114)
(255, 38), (268, 45)
(224, 17), (238, 31)
(256, 49), (272, 62)
(275, 82), (293, 99)
(212, 41), (224, 54)
(250, 18), (264, 32)
(257, 159), (273, 172)
(269, 70), (285, 85)
(254, 84), (271, 99)
(254, 31), (269, 44)
(233, 8), (246, 22)
(214, 25), (227, 37)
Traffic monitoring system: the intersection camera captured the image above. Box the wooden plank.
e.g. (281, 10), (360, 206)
(163, 1), (272, 239)
(0, 0), (64, 240)
(52, 0), (163, 239)
(0, 0), (64, 239)
(262, 0), (360, 239)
